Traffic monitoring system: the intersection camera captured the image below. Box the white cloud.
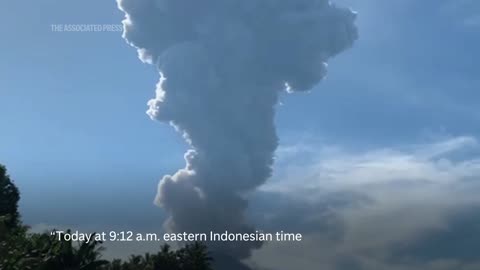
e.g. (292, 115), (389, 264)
(251, 136), (480, 270)
(267, 136), (480, 193)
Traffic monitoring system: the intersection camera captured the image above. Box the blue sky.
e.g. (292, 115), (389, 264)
(1, 0), (480, 266)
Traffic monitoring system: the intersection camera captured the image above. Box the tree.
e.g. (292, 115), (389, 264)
(35, 230), (109, 270)
(0, 164), (26, 269)
(0, 164), (20, 229)
(178, 242), (213, 270)
(0, 164), (216, 270)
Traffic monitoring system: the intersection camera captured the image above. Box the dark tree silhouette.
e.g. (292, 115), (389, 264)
(0, 164), (20, 229)
(178, 242), (213, 270)
(101, 243), (213, 270)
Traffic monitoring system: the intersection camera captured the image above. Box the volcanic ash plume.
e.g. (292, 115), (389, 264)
(118, 0), (358, 259)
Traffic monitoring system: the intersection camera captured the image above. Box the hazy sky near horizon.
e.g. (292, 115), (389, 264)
(1, 0), (480, 268)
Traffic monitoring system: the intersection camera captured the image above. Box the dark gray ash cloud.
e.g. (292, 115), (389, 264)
(117, 0), (357, 259)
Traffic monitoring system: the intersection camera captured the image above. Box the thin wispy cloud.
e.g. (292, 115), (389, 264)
(251, 137), (480, 270)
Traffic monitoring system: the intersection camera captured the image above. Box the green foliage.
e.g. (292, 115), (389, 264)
(0, 164), (215, 270)
(0, 164), (20, 229)
(100, 242), (213, 270)
(1, 229), (109, 270)
(178, 242), (213, 270)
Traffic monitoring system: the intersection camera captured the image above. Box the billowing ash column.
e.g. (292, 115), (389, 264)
(118, 0), (357, 259)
